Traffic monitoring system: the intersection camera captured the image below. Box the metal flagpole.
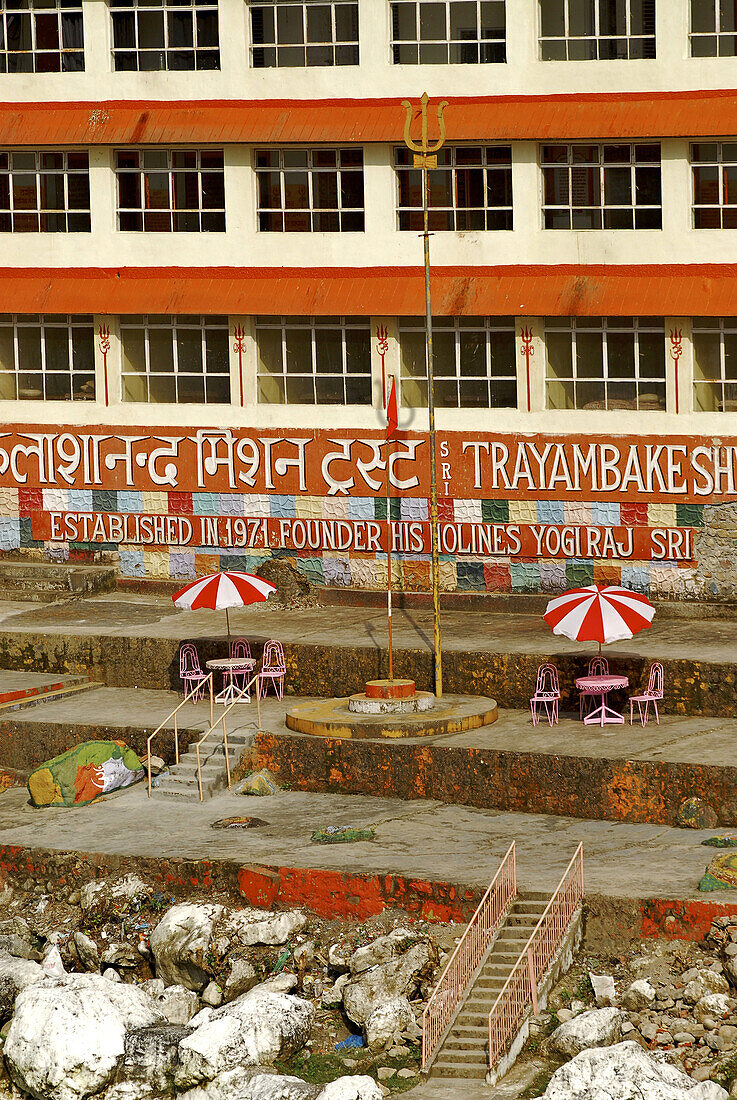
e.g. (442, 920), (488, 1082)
(402, 93), (447, 698)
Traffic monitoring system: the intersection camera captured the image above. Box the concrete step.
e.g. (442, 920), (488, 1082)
(0, 679), (104, 713)
(431, 1060), (488, 1080)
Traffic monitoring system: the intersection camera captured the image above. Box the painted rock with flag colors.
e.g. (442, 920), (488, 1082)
(27, 740), (143, 807)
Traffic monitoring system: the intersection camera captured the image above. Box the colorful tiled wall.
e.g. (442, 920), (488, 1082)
(0, 488), (705, 599)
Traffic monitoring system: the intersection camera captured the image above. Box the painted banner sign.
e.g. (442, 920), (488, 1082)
(32, 512), (697, 562)
(4, 426), (737, 503)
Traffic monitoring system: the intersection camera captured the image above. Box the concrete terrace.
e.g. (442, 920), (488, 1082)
(0, 592), (732, 664)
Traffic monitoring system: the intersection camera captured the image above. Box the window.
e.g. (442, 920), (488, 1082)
(249, 1), (358, 66)
(693, 319), (737, 412)
(539, 0), (655, 59)
(110, 0), (219, 70)
(115, 150), (225, 232)
(391, 1), (505, 63)
(395, 145), (512, 231)
(545, 317), (665, 410)
(399, 317), (516, 408)
(0, 0), (83, 72)
(256, 316), (371, 404)
(541, 143), (661, 229)
(690, 0), (737, 56)
(256, 148), (364, 231)
(0, 151), (89, 233)
(121, 316), (229, 404)
(691, 142), (737, 228)
(0, 315), (94, 401)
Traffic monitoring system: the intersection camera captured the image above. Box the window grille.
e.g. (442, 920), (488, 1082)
(256, 316), (371, 404)
(256, 147), (364, 231)
(541, 142), (661, 229)
(0, 315), (94, 401)
(395, 144), (512, 230)
(391, 0), (506, 64)
(0, 0), (84, 72)
(110, 0), (219, 71)
(249, 0), (358, 67)
(690, 0), (737, 56)
(399, 317), (517, 408)
(115, 149), (225, 232)
(0, 151), (90, 232)
(545, 317), (666, 410)
(691, 142), (737, 229)
(539, 0), (655, 60)
(693, 318), (737, 412)
(120, 316), (230, 404)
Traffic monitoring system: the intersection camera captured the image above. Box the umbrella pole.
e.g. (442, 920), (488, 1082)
(226, 607), (230, 638)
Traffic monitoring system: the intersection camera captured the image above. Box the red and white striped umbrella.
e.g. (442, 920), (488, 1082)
(172, 571), (276, 635)
(543, 584), (655, 647)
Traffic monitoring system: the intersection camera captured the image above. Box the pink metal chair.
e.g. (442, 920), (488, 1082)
(257, 639), (286, 701)
(179, 643), (207, 702)
(629, 662), (664, 726)
(579, 655), (610, 719)
(530, 663), (560, 727)
(229, 637), (253, 698)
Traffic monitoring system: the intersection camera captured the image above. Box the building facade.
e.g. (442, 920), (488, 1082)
(2, 0), (737, 600)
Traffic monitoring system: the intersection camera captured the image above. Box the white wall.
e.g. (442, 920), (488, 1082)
(0, 0), (730, 101)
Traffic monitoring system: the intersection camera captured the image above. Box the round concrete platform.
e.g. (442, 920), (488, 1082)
(284, 694), (498, 739)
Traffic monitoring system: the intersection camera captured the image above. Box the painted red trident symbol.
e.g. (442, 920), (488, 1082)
(98, 324), (110, 407)
(376, 324), (389, 407)
(669, 328), (683, 415)
(233, 323), (247, 407)
(520, 327), (534, 413)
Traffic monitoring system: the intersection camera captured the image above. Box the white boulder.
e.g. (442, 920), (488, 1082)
(315, 1078), (383, 1100)
(4, 973), (164, 1100)
(176, 989), (314, 1089)
(0, 950), (44, 989)
(683, 970), (730, 1004)
(221, 908), (307, 948)
(589, 974), (616, 1008)
(549, 1008), (623, 1057)
(364, 997), (415, 1050)
(349, 930), (417, 975)
(621, 979), (656, 1011)
(178, 1068), (314, 1099)
(80, 875), (152, 918)
(694, 993), (733, 1023)
(149, 903), (224, 991)
(342, 942), (436, 1026)
(224, 958), (259, 1001)
(152, 984), (201, 1025)
(531, 1041), (727, 1100)
(322, 974), (349, 1009)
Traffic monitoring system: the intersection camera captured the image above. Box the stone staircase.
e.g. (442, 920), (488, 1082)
(151, 726), (255, 800)
(430, 892), (550, 1080)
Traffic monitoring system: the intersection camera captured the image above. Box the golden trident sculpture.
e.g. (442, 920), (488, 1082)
(399, 93), (448, 698)
(401, 92), (449, 169)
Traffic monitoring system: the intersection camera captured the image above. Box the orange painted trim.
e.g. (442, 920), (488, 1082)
(3, 90), (737, 144)
(640, 898), (737, 941)
(3, 264), (737, 316)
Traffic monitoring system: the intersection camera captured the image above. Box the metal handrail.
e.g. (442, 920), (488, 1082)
(487, 843), (584, 1070)
(146, 673), (214, 797)
(421, 841), (516, 1071)
(193, 668), (263, 802)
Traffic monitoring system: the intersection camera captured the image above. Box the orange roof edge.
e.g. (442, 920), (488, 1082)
(0, 264), (737, 317)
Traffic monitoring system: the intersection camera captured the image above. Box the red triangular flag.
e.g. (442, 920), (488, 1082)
(386, 375), (398, 439)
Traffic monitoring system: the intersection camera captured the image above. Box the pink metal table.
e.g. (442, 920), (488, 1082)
(206, 657), (255, 705)
(575, 674), (629, 727)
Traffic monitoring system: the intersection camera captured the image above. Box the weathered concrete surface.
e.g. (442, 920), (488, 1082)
(0, 595), (733, 715)
(3, 690), (737, 827)
(254, 725), (737, 827)
(0, 784), (731, 906)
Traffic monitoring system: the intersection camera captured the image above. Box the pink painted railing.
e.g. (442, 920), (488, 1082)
(422, 842), (516, 1070)
(488, 843), (584, 1071)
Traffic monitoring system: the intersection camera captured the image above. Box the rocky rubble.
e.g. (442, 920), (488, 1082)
(0, 874), (446, 1099)
(524, 914), (737, 1098)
